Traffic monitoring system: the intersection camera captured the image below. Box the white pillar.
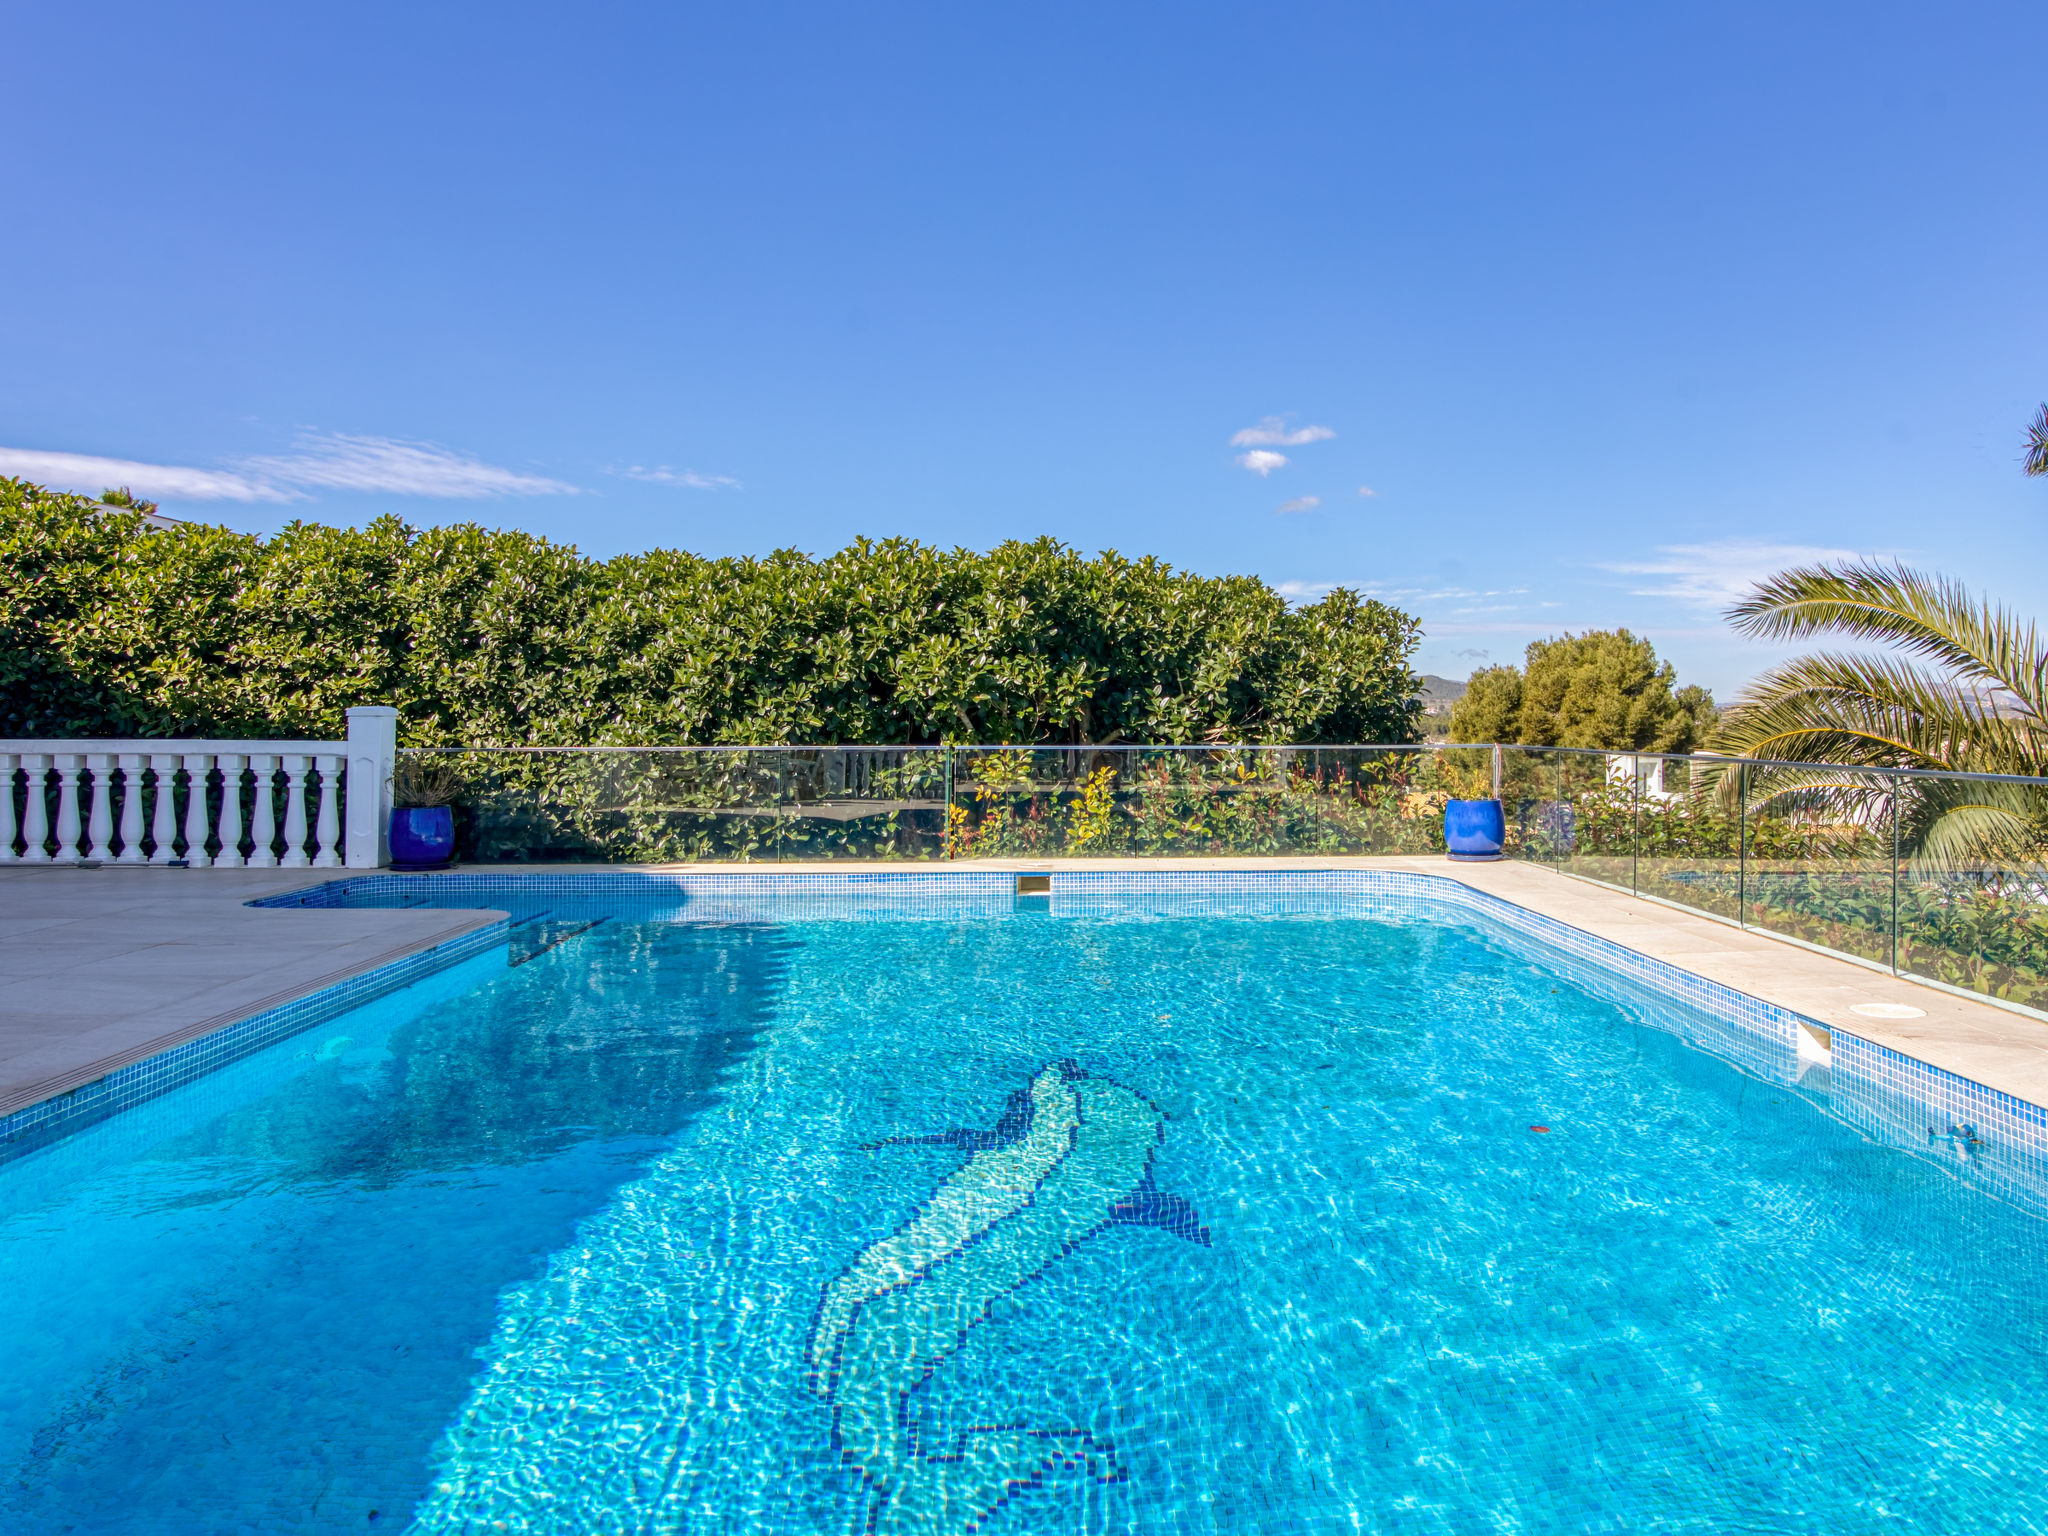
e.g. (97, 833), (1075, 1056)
(247, 755), (280, 867)
(312, 754), (341, 868)
(20, 754), (52, 862)
(181, 753), (214, 868)
(280, 756), (311, 868)
(85, 754), (116, 861)
(52, 755), (84, 862)
(344, 705), (399, 869)
(214, 754), (247, 868)
(0, 754), (19, 863)
(148, 755), (179, 864)
(116, 754), (147, 863)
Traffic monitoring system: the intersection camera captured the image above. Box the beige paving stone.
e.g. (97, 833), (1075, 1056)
(0, 866), (502, 1117)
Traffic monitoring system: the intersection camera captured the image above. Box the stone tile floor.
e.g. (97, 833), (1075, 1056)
(0, 866), (501, 1116)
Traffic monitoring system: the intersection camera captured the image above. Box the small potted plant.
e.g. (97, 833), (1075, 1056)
(389, 755), (466, 870)
(1442, 745), (1505, 861)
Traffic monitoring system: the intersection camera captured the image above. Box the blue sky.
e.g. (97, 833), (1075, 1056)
(3, 2), (2043, 696)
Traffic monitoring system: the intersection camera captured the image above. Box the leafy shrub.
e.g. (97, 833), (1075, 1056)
(0, 478), (1423, 748)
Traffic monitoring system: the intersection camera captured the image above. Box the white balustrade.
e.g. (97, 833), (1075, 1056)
(0, 754), (18, 865)
(0, 709), (397, 870)
(86, 753), (116, 861)
(116, 754), (146, 863)
(279, 756), (311, 869)
(148, 754), (178, 865)
(181, 754), (214, 869)
(53, 755), (84, 861)
(215, 755), (246, 869)
(21, 754), (51, 862)
(247, 755), (280, 868)
(312, 754), (341, 868)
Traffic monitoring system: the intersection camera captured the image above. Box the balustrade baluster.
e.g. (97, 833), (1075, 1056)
(20, 754), (52, 862)
(214, 754), (247, 868)
(311, 755), (341, 868)
(53, 755), (84, 862)
(148, 755), (179, 864)
(116, 754), (147, 863)
(0, 754), (19, 863)
(85, 754), (116, 861)
(181, 754), (215, 867)
(280, 756), (311, 868)
(247, 754), (280, 867)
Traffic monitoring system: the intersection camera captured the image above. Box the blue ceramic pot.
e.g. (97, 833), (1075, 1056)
(390, 806), (456, 868)
(1444, 798), (1506, 861)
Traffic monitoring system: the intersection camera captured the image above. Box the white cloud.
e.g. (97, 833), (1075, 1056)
(0, 447), (294, 502)
(612, 465), (743, 490)
(242, 434), (579, 498)
(1598, 540), (1865, 614)
(1275, 579), (1337, 604)
(1231, 416), (1336, 448)
(0, 434), (580, 503)
(1275, 577), (1539, 608)
(1237, 449), (1288, 475)
(1275, 496), (1322, 514)
(1357, 485), (1377, 498)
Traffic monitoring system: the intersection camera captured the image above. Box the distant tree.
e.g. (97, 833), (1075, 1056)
(1446, 629), (1714, 752)
(98, 485), (161, 515)
(2027, 403), (2048, 477)
(1446, 665), (1523, 744)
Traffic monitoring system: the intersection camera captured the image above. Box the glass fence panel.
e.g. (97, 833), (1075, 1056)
(1896, 775), (2048, 1013)
(1737, 764), (1896, 968)
(1498, 747), (1567, 867)
(1632, 754), (1743, 923)
(427, 750), (793, 863)
(1554, 750), (1631, 890)
(938, 745), (1510, 859)
(399, 744), (2048, 1021)
(774, 747), (949, 860)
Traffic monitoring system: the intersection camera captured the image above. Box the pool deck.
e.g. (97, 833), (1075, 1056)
(4, 856), (2048, 1123)
(0, 866), (502, 1118)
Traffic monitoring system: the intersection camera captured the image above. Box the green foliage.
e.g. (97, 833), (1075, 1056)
(1445, 630), (1714, 751)
(1714, 560), (2048, 867)
(2027, 402), (2048, 477)
(939, 748), (1467, 859)
(1446, 666), (1522, 745)
(97, 486), (160, 515)
(0, 477), (1424, 748)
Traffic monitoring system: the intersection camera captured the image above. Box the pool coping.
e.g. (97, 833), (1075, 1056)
(6, 859), (2048, 1198)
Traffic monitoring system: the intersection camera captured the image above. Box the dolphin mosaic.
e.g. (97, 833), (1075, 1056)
(809, 1060), (1209, 1536)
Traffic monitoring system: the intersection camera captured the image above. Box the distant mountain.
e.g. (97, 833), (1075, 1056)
(1417, 674), (1466, 711)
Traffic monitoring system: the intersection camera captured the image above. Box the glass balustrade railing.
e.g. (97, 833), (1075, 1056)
(402, 743), (2048, 1020)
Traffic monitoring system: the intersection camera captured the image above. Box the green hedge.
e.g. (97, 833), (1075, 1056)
(0, 479), (1423, 748)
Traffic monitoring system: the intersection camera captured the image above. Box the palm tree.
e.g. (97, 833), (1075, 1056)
(2029, 403), (2048, 477)
(1712, 562), (2046, 864)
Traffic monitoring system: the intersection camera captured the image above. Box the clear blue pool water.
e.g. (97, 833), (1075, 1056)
(4, 886), (2047, 1534)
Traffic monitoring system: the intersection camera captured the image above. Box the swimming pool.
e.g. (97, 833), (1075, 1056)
(4, 873), (2047, 1533)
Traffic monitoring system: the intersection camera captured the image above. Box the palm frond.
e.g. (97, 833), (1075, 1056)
(2027, 403), (2048, 477)
(1689, 756), (1892, 821)
(1713, 651), (2047, 776)
(1898, 776), (2045, 875)
(1724, 563), (2048, 719)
